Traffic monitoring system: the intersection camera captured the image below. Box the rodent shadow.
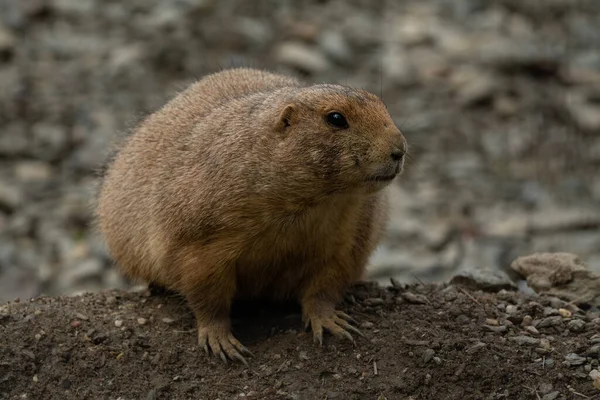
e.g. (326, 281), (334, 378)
(149, 283), (303, 345)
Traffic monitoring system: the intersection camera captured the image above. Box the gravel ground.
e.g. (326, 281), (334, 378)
(4, 281), (600, 400)
(0, 0), (599, 301)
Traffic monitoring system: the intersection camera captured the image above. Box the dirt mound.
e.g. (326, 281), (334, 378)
(2, 282), (600, 400)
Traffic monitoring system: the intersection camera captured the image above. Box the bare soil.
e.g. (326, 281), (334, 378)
(2, 282), (599, 400)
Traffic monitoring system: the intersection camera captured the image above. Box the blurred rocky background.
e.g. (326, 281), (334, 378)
(0, 0), (599, 302)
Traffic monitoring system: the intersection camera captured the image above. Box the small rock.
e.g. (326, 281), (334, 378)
(114, 320), (123, 328)
(521, 315), (533, 326)
(590, 369), (600, 390)
(71, 320), (81, 328)
(31, 123), (69, 161)
(542, 392), (559, 400)
(318, 30), (352, 64)
(162, 318), (175, 324)
(380, 43), (413, 85)
(568, 319), (586, 332)
(0, 183), (23, 211)
(421, 349), (435, 364)
(566, 90), (600, 132)
(539, 339), (551, 352)
(525, 326), (540, 336)
(511, 252), (589, 290)
(538, 383), (553, 395)
(466, 342), (486, 354)
(537, 316), (563, 328)
(485, 318), (499, 326)
(457, 73), (497, 106)
(509, 335), (540, 346)
(558, 308), (572, 318)
(433, 356), (442, 365)
(543, 307), (560, 317)
(74, 313), (88, 321)
(402, 292), (428, 305)
(274, 42), (331, 74)
(360, 321), (374, 329)
(137, 318), (148, 325)
(14, 161), (53, 182)
(585, 345), (600, 356)
(364, 298), (384, 306)
(0, 25), (15, 57)
(484, 325), (507, 333)
(564, 353), (587, 366)
(506, 305), (518, 315)
(450, 267), (516, 292)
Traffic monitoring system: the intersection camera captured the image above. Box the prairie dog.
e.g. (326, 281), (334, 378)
(96, 68), (406, 364)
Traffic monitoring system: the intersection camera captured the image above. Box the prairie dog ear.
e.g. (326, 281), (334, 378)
(275, 104), (296, 132)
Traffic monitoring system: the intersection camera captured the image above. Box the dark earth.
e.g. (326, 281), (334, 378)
(3, 281), (600, 400)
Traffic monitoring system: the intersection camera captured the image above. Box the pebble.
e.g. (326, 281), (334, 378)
(542, 392), (559, 400)
(402, 292), (428, 305)
(450, 266), (516, 292)
(360, 321), (374, 329)
(274, 42), (331, 73)
(567, 319), (586, 332)
(537, 316), (562, 328)
(584, 345), (600, 356)
(466, 342), (486, 354)
(137, 318), (148, 325)
(421, 348), (435, 364)
(521, 315), (533, 326)
(484, 325), (507, 333)
(563, 353), (587, 366)
(363, 298), (384, 306)
(525, 326), (539, 336)
(538, 382), (553, 395)
(114, 320), (123, 328)
(505, 305), (518, 315)
(14, 161), (53, 182)
(318, 30), (352, 64)
(509, 335), (540, 346)
(0, 183), (23, 211)
(589, 369), (600, 390)
(558, 308), (572, 318)
(485, 318), (499, 326)
(543, 307), (559, 317)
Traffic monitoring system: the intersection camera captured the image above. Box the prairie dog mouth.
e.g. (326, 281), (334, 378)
(368, 173), (397, 182)
(368, 163), (401, 182)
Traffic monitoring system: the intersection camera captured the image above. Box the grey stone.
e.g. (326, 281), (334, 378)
(318, 30), (352, 64)
(14, 161), (53, 183)
(0, 182), (23, 211)
(509, 335), (540, 346)
(450, 266), (516, 292)
(274, 42), (331, 74)
(541, 392), (559, 400)
(538, 382), (553, 395)
(563, 353), (587, 366)
(567, 319), (586, 332)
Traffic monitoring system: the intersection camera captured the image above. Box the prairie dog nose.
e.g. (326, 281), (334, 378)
(391, 148), (405, 162)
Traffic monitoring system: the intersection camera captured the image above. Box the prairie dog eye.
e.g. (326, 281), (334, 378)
(326, 112), (349, 129)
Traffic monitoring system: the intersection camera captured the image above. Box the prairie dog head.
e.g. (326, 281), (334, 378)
(273, 85), (407, 195)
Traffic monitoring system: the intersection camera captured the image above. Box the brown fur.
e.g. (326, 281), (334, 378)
(96, 68), (406, 363)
